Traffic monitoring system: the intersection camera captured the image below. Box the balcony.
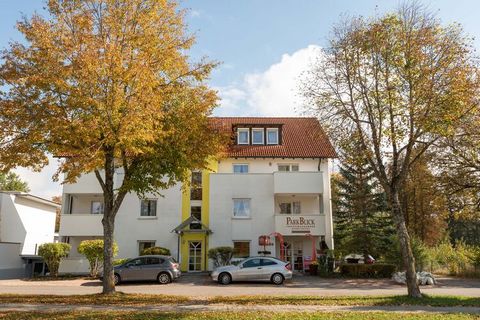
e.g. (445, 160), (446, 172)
(275, 214), (325, 236)
(59, 214), (103, 236)
(273, 172), (323, 194)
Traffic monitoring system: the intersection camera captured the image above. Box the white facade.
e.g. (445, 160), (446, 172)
(0, 192), (58, 278)
(58, 117), (335, 273)
(0, 192), (58, 255)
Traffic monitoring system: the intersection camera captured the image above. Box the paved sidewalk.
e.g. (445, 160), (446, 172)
(0, 275), (479, 297)
(0, 303), (480, 314)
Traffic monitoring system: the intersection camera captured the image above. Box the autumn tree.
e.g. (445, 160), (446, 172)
(302, 3), (479, 297)
(0, 0), (222, 294)
(401, 154), (448, 246)
(0, 172), (30, 192)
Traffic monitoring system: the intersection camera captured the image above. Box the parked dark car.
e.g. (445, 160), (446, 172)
(113, 255), (181, 285)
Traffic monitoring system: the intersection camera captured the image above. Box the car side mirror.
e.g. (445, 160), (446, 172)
(239, 264), (243, 269)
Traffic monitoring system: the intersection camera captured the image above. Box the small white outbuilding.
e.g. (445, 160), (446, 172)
(0, 192), (59, 279)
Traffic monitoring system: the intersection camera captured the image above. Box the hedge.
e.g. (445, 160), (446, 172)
(339, 263), (396, 278)
(140, 246), (171, 256)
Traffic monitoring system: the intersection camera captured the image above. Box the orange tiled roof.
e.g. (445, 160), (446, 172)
(210, 117), (336, 158)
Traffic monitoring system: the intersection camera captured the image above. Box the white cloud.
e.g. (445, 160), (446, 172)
(13, 155), (62, 200)
(215, 45), (322, 116)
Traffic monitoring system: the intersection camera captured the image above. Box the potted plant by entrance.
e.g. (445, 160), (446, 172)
(309, 260), (319, 276)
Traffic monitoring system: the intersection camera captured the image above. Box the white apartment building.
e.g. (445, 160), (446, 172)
(58, 117), (336, 273)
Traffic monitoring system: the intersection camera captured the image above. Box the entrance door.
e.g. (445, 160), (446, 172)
(281, 241), (304, 272)
(188, 241), (202, 271)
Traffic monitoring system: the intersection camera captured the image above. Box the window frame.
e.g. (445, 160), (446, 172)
(138, 240), (156, 255)
(140, 199), (157, 217)
(251, 128), (264, 145)
(233, 163), (249, 174)
(266, 128), (279, 145)
(279, 201), (301, 214)
(233, 241), (250, 258)
(90, 201), (104, 215)
(237, 128), (250, 145)
(278, 163), (299, 172)
(233, 198), (251, 218)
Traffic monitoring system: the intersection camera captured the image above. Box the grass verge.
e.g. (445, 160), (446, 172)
(0, 311), (478, 320)
(0, 293), (190, 305)
(208, 295), (480, 307)
(0, 293), (479, 307)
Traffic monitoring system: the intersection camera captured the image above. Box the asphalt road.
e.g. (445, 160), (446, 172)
(0, 274), (478, 297)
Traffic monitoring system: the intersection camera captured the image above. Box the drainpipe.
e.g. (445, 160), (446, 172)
(176, 232), (180, 263)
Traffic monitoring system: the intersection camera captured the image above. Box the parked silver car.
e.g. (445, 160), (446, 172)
(211, 257), (292, 285)
(113, 255), (181, 285)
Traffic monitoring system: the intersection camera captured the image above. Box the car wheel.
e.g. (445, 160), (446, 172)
(114, 274), (121, 285)
(157, 272), (171, 285)
(271, 273), (284, 285)
(218, 272), (232, 285)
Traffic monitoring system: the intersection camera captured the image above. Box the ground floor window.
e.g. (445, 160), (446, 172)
(138, 240), (155, 255)
(233, 241), (250, 258)
(188, 241), (202, 271)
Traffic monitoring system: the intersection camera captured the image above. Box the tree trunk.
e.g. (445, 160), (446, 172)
(390, 186), (422, 298)
(101, 150), (116, 294)
(102, 211), (115, 294)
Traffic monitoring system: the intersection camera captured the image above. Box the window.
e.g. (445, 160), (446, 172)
(233, 241), (250, 258)
(190, 206), (202, 230)
(237, 128), (249, 144)
(278, 164), (299, 172)
(190, 171), (202, 200)
(91, 201), (104, 215)
(233, 164), (249, 174)
(267, 128), (279, 144)
(242, 258), (261, 268)
(252, 128), (264, 144)
(145, 257), (162, 265)
(140, 199), (157, 216)
(280, 201), (301, 214)
(233, 199), (251, 218)
(127, 258), (145, 267)
(261, 259), (278, 266)
(138, 241), (155, 255)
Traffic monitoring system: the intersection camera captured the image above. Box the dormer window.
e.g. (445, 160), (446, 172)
(252, 128), (264, 144)
(237, 128), (249, 144)
(267, 128), (279, 145)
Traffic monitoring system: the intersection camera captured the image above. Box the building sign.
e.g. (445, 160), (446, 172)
(274, 215), (324, 236)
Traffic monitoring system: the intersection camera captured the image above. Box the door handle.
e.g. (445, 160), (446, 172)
(257, 267), (262, 269)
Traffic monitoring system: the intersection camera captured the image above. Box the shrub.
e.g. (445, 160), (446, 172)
(339, 263), (396, 278)
(208, 246), (234, 268)
(384, 236), (429, 271)
(38, 242), (71, 277)
(113, 258), (129, 266)
(77, 240), (118, 277)
(140, 246), (171, 256)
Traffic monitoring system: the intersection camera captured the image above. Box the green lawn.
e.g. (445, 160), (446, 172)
(209, 295), (480, 307)
(0, 311), (478, 320)
(0, 293), (479, 307)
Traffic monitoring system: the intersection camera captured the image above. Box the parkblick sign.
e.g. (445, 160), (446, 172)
(275, 214), (323, 236)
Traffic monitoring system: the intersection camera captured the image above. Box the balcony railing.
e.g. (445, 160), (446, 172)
(273, 172), (323, 194)
(59, 214), (103, 237)
(274, 214), (325, 236)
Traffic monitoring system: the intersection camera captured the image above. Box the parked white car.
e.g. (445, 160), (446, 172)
(211, 257), (292, 285)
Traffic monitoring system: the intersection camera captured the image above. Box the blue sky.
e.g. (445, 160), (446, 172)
(1, 0), (479, 197)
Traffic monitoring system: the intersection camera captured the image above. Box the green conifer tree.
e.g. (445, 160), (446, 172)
(333, 153), (394, 260)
